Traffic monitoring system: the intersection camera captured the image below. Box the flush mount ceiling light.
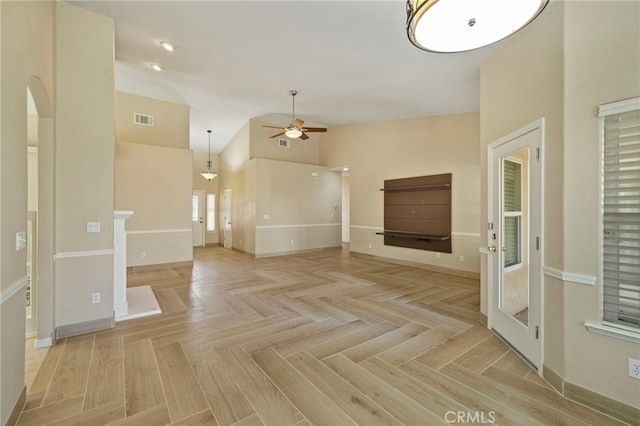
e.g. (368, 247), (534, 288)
(201, 130), (218, 181)
(406, 0), (549, 53)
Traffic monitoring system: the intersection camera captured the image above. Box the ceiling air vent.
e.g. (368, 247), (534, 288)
(278, 139), (291, 149)
(134, 113), (154, 127)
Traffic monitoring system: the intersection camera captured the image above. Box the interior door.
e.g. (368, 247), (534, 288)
(223, 188), (232, 249)
(25, 211), (37, 337)
(488, 120), (543, 369)
(192, 190), (205, 247)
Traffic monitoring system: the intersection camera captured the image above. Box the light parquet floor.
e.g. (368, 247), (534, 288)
(19, 247), (627, 425)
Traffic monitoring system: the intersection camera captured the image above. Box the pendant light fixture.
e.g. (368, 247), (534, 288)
(201, 130), (217, 181)
(406, 0), (549, 53)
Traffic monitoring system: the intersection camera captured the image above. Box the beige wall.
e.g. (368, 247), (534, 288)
(54, 3), (115, 331)
(193, 151), (220, 245)
(221, 121), (250, 174)
(481, 0), (640, 409)
(220, 120), (252, 251)
(480, 0), (565, 375)
(562, 0), (639, 408)
(114, 91), (194, 266)
(115, 141), (193, 267)
(220, 120), (338, 256)
(0, 2), (114, 424)
(321, 112), (481, 274)
(115, 91), (190, 149)
(223, 159), (257, 254)
(250, 119), (322, 165)
(254, 159), (342, 256)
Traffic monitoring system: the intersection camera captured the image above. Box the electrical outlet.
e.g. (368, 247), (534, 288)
(629, 358), (640, 379)
(92, 293), (100, 304)
(459, 255), (464, 262)
(141, 250), (146, 258)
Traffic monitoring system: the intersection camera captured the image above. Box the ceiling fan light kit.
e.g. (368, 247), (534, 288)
(262, 90), (327, 141)
(285, 128), (302, 138)
(201, 129), (218, 181)
(406, 0), (549, 53)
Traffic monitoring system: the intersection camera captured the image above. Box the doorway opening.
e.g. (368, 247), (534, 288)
(26, 88), (39, 339)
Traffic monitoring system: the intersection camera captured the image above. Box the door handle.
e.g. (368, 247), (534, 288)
(488, 245), (497, 252)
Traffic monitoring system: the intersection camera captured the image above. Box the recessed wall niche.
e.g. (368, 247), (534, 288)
(377, 173), (452, 253)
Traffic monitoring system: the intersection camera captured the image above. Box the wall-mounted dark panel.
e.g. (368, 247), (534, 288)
(378, 173), (452, 253)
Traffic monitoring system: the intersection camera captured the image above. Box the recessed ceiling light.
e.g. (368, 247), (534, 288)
(150, 64), (162, 71)
(343, 167), (349, 171)
(160, 41), (174, 52)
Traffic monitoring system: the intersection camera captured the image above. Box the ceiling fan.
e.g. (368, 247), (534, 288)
(263, 90), (327, 140)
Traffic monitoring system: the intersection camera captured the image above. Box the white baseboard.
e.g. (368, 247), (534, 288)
(34, 337), (53, 348)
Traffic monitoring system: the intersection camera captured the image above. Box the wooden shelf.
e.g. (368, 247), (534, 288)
(376, 231), (450, 241)
(379, 183), (450, 192)
(381, 173), (452, 253)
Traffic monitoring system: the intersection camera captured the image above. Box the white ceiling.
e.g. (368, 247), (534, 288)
(71, 1), (505, 154)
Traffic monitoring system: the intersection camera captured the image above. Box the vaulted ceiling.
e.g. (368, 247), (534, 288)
(72, 1), (504, 153)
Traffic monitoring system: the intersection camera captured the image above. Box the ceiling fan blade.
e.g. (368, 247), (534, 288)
(270, 132), (286, 138)
(300, 132), (310, 140)
(301, 127), (327, 133)
(292, 119), (304, 128)
(262, 125), (284, 129)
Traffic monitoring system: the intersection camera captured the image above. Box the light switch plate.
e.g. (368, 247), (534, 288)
(16, 231), (26, 251)
(87, 222), (101, 233)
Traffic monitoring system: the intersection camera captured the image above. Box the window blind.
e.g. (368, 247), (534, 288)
(601, 102), (640, 329)
(503, 159), (523, 268)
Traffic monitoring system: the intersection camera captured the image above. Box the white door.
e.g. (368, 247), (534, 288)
(222, 188), (232, 249)
(192, 190), (205, 247)
(488, 119), (543, 369)
(26, 212), (37, 337)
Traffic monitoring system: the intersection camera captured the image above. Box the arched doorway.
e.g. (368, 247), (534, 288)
(26, 76), (55, 349)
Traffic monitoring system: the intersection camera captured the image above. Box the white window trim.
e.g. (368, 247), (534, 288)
(588, 96), (640, 341)
(585, 321), (640, 344)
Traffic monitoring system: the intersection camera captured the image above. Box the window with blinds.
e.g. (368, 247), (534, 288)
(600, 97), (640, 330)
(503, 158), (523, 268)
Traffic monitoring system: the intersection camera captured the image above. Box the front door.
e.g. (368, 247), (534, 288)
(488, 119), (543, 369)
(192, 190), (205, 247)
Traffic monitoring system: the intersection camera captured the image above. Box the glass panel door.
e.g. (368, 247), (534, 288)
(501, 151), (529, 326)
